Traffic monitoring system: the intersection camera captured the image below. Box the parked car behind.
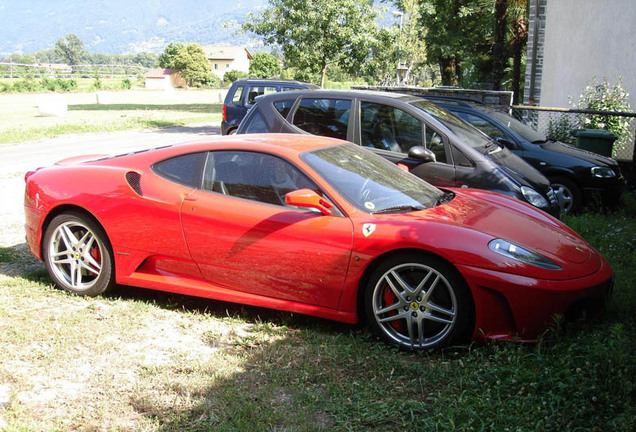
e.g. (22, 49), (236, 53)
(221, 78), (319, 135)
(426, 97), (624, 214)
(237, 89), (560, 217)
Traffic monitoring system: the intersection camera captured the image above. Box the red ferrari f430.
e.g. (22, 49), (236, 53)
(24, 134), (613, 349)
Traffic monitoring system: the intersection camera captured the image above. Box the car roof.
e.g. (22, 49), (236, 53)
(254, 88), (426, 104)
(101, 134), (347, 165)
(232, 78), (319, 88)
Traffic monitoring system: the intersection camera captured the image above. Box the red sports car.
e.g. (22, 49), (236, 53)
(24, 134), (613, 349)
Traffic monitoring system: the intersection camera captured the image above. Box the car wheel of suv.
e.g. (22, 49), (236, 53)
(365, 253), (473, 350)
(550, 177), (581, 214)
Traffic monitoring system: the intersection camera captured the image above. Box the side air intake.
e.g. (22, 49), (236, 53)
(125, 171), (143, 196)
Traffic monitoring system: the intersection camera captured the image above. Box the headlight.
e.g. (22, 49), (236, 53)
(488, 239), (562, 270)
(591, 166), (615, 178)
(520, 186), (549, 208)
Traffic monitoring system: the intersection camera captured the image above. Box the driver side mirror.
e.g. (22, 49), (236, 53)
(494, 137), (516, 150)
(408, 146), (437, 163)
(284, 189), (333, 215)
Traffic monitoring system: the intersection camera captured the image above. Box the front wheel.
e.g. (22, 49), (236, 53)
(43, 212), (115, 296)
(365, 254), (473, 350)
(550, 176), (581, 214)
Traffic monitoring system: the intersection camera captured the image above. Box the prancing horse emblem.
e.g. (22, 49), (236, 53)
(362, 223), (376, 237)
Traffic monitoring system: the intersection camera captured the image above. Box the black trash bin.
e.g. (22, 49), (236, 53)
(570, 128), (617, 157)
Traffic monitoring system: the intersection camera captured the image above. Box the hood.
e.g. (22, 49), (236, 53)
(487, 146), (551, 189)
(541, 140), (618, 167)
(403, 189), (602, 280)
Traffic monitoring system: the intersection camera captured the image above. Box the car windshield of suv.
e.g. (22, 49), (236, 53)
(301, 143), (448, 213)
(489, 110), (547, 143)
(410, 100), (496, 153)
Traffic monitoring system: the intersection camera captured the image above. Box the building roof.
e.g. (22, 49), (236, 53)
(202, 46), (253, 61)
(144, 68), (174, 78)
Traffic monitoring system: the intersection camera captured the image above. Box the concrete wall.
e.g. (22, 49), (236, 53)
(538, 0), (636, 109)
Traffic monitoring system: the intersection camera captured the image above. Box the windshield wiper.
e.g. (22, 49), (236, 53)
(372, 205), (426, 214)
(435, 191), (455, 206)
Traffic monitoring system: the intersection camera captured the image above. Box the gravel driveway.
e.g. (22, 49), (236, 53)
(0, 124), (220, 273)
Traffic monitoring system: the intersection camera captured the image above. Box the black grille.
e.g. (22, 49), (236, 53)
(125, 171), (143, 196)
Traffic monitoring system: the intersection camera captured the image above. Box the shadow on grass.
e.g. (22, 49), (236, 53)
(69, 103), (222, 114)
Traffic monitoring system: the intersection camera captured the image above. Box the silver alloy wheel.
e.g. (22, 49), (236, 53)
(48, 221), (103, 291)
(371, 263), (457, 349)
(552, 182), (574, 214)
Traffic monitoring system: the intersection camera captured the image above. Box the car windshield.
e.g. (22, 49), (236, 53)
(301, 143), (446, 213)
(410, 100), (496, 152)
(489, 110), (547, 143)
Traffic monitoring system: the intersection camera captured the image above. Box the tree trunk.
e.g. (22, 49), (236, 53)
(492, 0), (508, 90)
(510, 14), (528, 104)
(320, 57), (327, 88)
(439, 57), (456, 86)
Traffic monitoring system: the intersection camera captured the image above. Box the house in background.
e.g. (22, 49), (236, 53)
(143, 68), (186, 90)
(203, 46), (252, 80)
(524, 0), (635, 165)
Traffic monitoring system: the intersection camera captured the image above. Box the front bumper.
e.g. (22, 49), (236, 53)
(457, 258), (613, 341)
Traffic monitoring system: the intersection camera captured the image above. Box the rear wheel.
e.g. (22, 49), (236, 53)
(365, 254), (473, 350)
(43, 212), (115, 296)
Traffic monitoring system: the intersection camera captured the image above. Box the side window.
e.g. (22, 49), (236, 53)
(242, 108), (270, 134)
(153, 152), (206, 187)
(203, 151), (318, 206)
(247, 86), (277, 105)
(424, 126), (449, 164)
(273, 99), (296, 119)
(360, 102), (422, 153)
(292, 98), (351, 140)
(455, 112), (505, 138)
(232, 86), (245, 104)
(281, 86), (300, 91)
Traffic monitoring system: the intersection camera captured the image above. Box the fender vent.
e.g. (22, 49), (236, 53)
(125, 171), (143, 196)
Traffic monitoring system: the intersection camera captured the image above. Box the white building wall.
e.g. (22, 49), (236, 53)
(540, 0), (636, 110)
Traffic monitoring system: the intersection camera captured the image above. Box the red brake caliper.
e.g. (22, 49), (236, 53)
(382, 286), (405, 333)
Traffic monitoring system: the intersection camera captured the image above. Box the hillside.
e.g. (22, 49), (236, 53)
(0, 0), (266, 55)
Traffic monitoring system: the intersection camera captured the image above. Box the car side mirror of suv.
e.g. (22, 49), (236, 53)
(408, 146), (437, 163)
(285, 189), (333, 215)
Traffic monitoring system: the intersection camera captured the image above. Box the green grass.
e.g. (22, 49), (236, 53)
(0, 197), (634, 431)
(0, 90), (224, 145)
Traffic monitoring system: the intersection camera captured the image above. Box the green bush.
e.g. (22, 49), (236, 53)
(56, 78), (77, 91)
(223, 70), (248, 84)
(120, 78), (132, 89)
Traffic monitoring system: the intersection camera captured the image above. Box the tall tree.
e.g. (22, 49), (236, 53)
(54, 34), (88, 65)
(419, 0), (492, 86)
(170, 43), (213, 86)
(508, 0), (528, 103)
(158, 42), (185, 69)
(244, 0), (380, 87)
(249, 52), (281, 78)
(492, 0), (508, 90)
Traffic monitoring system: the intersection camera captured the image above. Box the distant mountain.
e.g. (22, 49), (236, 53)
(0, 0), (267, 56)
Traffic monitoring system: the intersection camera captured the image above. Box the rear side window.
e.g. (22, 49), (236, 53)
(274, 99), (296, 118)
(232, 86), (245, 103)
(247, 86), (277, 105)
(153, 152), (206, 187)
(292, 98), (351, 140)
(242, 108), (270, 134)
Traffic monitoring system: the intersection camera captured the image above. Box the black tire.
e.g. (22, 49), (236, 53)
(43, 212), (115, 296)
(364, 253), (473, 350)
(550, 176), (581, 214)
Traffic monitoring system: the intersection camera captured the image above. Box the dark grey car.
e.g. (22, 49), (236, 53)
(237, 89), (560, 217)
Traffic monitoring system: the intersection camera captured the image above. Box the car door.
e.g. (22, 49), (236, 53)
(356, 100), (458, 187)
(180, 150), (354, 309)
